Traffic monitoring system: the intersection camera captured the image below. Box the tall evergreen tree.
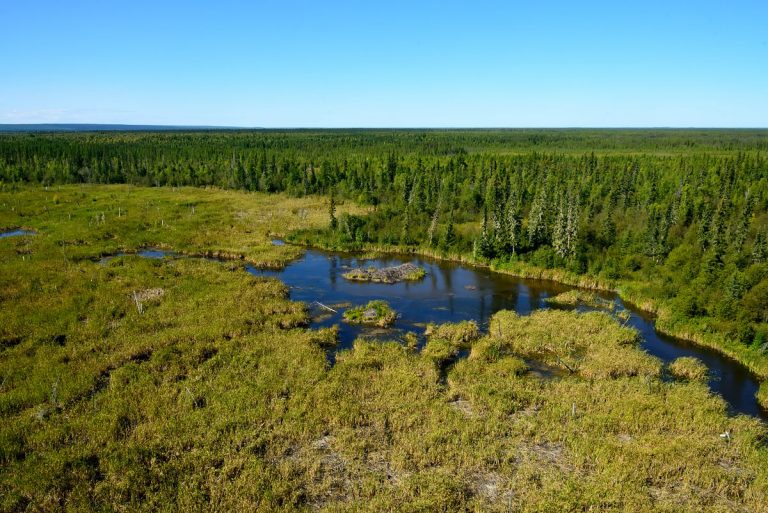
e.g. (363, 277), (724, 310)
(329, 192), (338, 231)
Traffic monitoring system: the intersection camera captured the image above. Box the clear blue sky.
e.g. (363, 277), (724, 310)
(1, 0), (766, 127)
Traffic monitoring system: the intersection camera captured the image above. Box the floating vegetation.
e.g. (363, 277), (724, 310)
(669, 356), (709, 382)
(342, 300), (398, 327)
(342, 263), (425, 284)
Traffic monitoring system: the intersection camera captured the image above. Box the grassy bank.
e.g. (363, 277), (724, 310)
(2, 185), (768, 511)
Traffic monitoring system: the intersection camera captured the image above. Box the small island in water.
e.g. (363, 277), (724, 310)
(342, 263), (425, 284)
(342, 300), (398, 327)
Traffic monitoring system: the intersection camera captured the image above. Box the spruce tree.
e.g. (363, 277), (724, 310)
(442, 212), (457, 250)
(753, 231), (767, 263)
(475, 206), (494, 259)
(329, 192), (338, 230)
(506, 195), (521, 255)
(602, 209), (616, 246)
(565, 192), (579, 257)
(552, 196), (568, 258)
(527, 185), (548, 249)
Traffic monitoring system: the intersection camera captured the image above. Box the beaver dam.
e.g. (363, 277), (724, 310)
(342, 262), (425, 283)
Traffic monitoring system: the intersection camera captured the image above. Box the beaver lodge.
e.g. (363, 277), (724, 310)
(342, 263), (425, 284)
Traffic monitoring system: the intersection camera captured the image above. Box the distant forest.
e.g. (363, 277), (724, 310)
(2, 129), (767, 347)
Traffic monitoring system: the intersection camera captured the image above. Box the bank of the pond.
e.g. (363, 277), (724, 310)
(287, 239), (768, 383)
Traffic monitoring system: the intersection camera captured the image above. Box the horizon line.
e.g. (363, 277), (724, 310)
(1, 123), (768, 131)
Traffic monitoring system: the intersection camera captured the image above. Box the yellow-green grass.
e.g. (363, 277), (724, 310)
(0, 184), (367, 268)
(758, 382), (768, 411)
(669, 356), (710, 382)
(342, 300), (398, 327)
(422, 321), (480, 366)
(487, 310), (661, 380)
(545, 289), (615, 310)
(1, 185), (768, 511)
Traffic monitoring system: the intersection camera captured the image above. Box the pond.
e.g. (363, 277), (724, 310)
(250, 248), (766, 420)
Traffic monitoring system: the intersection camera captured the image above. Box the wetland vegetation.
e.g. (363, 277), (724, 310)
(2, 129), (768, 511)
(342, 300), (398, 327)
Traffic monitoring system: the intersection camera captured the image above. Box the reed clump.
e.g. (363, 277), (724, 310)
(342, 300), (398, 327)
(669, 356), (709, 382)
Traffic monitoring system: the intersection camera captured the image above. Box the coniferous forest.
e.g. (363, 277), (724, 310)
(2, 129), (767, 353)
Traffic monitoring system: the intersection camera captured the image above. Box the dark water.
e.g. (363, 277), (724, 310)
(249, 249), (766, 420)
(0, 229), (35, 238)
